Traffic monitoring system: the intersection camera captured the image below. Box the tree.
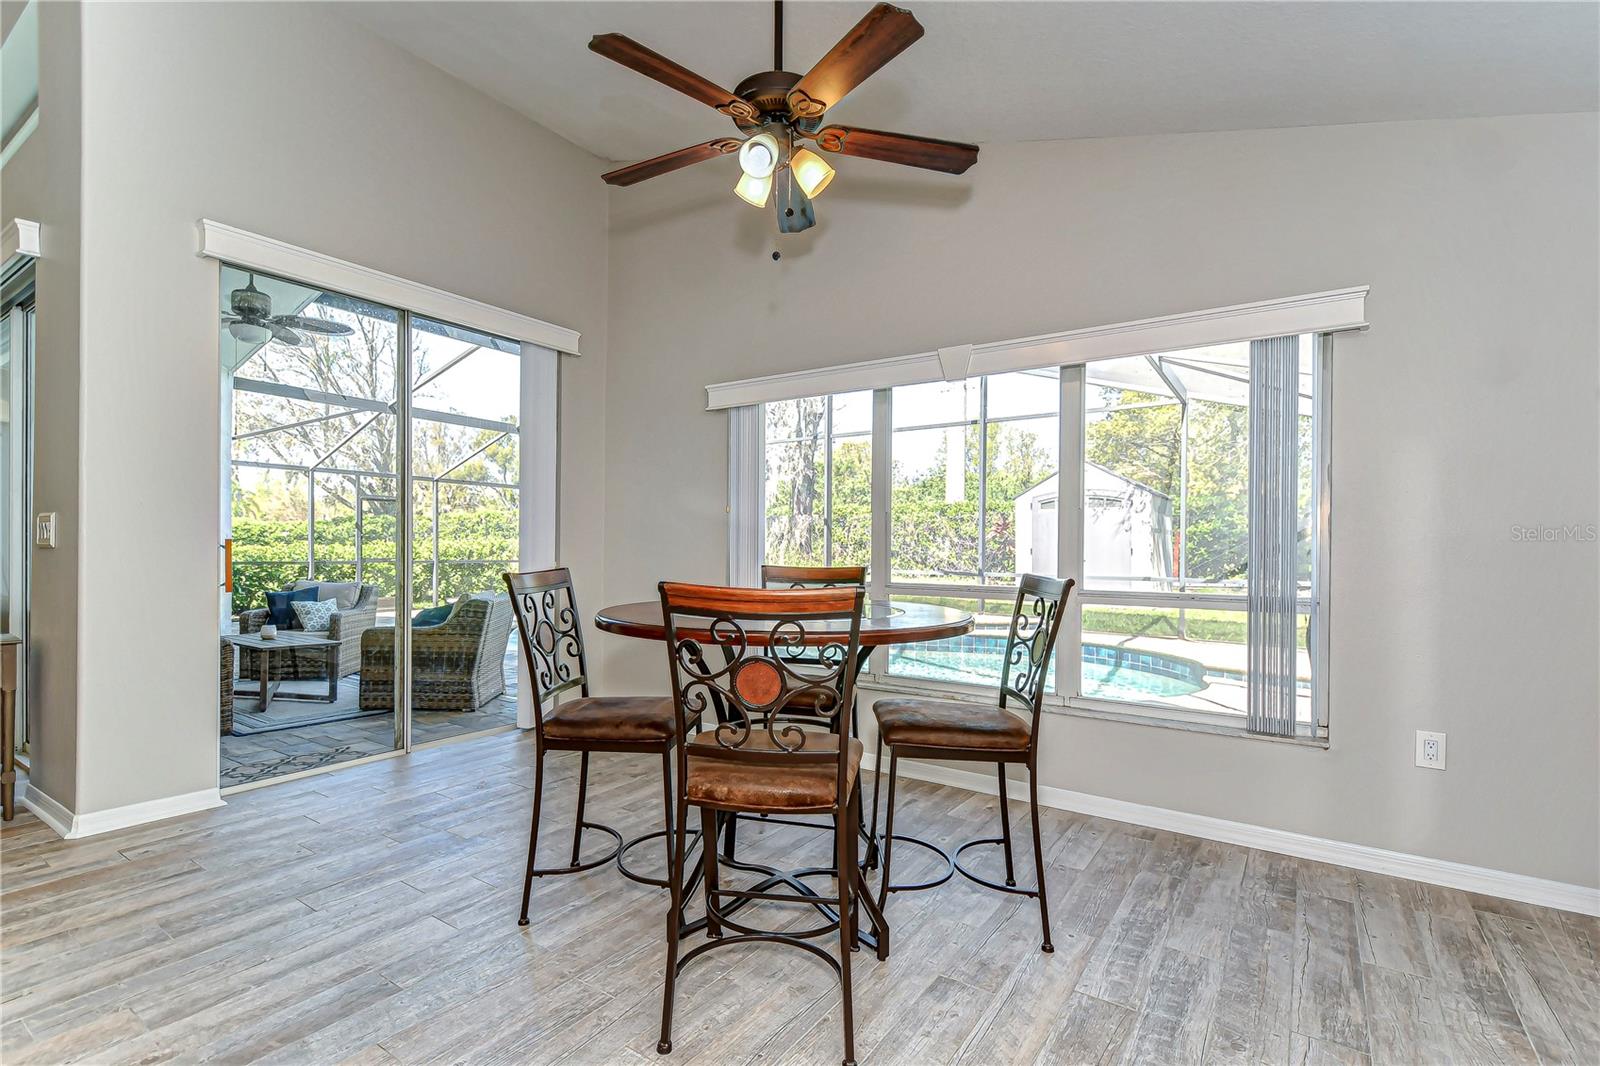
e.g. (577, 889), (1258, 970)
(229, 303), (521, 608)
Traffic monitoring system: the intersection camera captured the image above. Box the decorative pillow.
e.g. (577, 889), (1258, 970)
(412, 604), (454, 628)
(312, 581), (362, 609)
(291, 598), (339, 633)
(266, 585), (319, 628)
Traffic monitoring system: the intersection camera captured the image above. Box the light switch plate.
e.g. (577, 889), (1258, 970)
(34, 512), (57, 548)
(1415, 730), (1446, 770)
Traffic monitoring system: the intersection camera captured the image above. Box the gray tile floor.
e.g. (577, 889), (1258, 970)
(4, 729), (1596, 1065)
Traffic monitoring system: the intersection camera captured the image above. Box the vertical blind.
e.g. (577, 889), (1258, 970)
(727, 405), (762, 587)
(1246, 335), (1302, 737)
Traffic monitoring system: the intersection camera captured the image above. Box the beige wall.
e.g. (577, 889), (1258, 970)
(5, 1), (608, 815)
(603, 113), (1600, 889)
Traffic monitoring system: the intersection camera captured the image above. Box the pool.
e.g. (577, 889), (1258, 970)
(888, 638), (1206, 698)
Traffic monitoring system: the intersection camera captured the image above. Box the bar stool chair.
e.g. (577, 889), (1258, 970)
(656, 581), (889, 1066)
(870, 574), (1073, 953)
(715, 565), (871, 865)
(503, 568), (685, 926)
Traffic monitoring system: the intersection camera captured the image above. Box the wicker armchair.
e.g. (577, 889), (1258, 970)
(238, 581), (378, 683)
(359, 594), (514, 712)
(220, 638), (235, 734)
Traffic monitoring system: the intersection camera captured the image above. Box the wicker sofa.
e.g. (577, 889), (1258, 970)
(238, 581), (379, 683)
(359, 593), (514, 712)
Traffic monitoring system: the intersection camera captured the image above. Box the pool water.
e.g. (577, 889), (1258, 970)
(888, 640), (1206, 698)
(1080, 659), (1204, 698)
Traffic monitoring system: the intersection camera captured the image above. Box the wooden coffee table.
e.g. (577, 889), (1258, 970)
(227, 631), (340, 710)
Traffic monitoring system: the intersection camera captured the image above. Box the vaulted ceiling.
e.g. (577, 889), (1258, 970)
(339, 1), (1599, 164)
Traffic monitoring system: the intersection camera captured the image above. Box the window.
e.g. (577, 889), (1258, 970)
(1072, 341), (1320, 733)
(737, 329), (1332, 742)
(884, 371), (1060, 685)
(889, 371), (1060, 587)
(762, 391), (871, 570)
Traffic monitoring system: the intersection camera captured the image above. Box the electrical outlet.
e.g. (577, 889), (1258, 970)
(1415, 730), (1446, 770)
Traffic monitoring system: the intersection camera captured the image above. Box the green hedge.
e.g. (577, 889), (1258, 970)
(231, 508), (518, 611)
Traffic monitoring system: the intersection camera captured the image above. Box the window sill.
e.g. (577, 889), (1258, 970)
(1049, 699), (1329, 749)
(858, 673), (1329, 749)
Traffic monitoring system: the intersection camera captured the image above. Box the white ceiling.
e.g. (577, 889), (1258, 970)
(340, 1), (1599, 164)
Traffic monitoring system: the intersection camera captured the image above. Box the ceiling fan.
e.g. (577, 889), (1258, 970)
(591, 1), (977, 234)
(221, 273), (356, 346)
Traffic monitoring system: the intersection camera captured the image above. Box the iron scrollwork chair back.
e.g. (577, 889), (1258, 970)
(658, 582), (866, 793)
(997, 574), (1074, 735)
(759, 564), (868, 676)
(503, 568), (590, 730)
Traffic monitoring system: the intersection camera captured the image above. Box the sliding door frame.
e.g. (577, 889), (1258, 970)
(394, 310), (414, 754)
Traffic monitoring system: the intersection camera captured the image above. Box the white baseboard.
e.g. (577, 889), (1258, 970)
(867, 754), (1600, 917)
(19, 786), (225, 840)
(18, 782), (74, 837)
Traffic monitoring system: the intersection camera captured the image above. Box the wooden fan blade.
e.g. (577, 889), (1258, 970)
(786, 4), (924, 119)
(589, 34), (757, 121)
(811, 125), (978, 175)
(602, 139), (743, 187)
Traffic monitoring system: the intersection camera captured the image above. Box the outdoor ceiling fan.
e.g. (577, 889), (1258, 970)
(591, 0), (978, 234)
(221, 273), (355, 347)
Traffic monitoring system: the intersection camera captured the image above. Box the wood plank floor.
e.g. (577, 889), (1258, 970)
(3, 729), (1595, 1065)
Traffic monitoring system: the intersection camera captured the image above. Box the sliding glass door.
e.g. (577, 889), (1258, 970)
(1, 271), (33, 763)
(222, 268), (404, 785)
(221, 268), (525, 787)
(404, 315), (521, 747)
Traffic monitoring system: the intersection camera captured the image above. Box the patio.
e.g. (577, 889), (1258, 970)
(220, 642), (520, 788)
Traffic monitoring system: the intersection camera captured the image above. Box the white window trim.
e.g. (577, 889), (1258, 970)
(706, 286), (1365, 410)
(197, 220), (581, 356)
(1, 218), (40, 270)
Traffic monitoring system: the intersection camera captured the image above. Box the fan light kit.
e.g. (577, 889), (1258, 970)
(591, 1), (976, 234)
(228, 321), (273, 345)
(220, 273), (355, 347)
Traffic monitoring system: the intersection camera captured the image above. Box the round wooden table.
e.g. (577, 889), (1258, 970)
(593, 598), (974, 647)
(594, 597), (974, 948)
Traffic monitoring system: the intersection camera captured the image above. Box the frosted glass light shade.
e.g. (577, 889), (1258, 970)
(738, 133), (780, 179)
(734, 171), (772, 208)
(790, 148), (836, 198)
(229, 321), (273, 344)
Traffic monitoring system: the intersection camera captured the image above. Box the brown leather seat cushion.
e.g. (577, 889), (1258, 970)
(686, 730), (862, 813)
(873, 697), (1031, 752)
(782, 685), (846, 715)
(542, 696), (676, 744)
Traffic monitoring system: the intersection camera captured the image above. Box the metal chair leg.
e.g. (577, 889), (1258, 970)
(876, 752), (898, 912)
(996, 765), (1018, 888)
(700, 806), (722, 938)
(658, 796), (690, 1054)
(722, 799), (738, 861)
(661, 752), (674, 872)
(570, 750), (591, 867)
(1030, 770), (1054, 954)
(517, 746), (545, 927)
(836, 800), (857, 1066)
(845, 792), (860, 953)
(866, 733), (883, 870)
